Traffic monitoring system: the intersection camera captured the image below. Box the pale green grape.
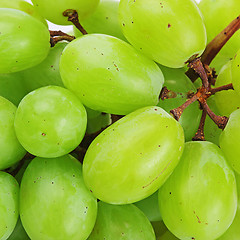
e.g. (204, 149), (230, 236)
(0, 8), (50, 74)
(60, 34), (164, 115)
(74, 0), (126, 41)
(22, 42), (66, 93)
(198, 0), (240, 72)
(231, 49), (240, 97)
(0, 0), (47, 26)
(119, 0), (207, 68)
(159, 141), (237, 240)
(20, 155), (97, 240)
(14, 86), (87, 158)
(220, 109), (240, 174)
(158, 66), (201, 141)
(7, 218), (30, 240)
(88, 201), (155, 239)
(0, 96), (26, 170)
(215, 60), (240, 116)
(31, 0), (99, 25)
(0, 73), (28, 106)
(83, 106), (184, 204)
(158, 230), (179, 240)
(134, 191), (162, 222)
(0, 171), (19, 240)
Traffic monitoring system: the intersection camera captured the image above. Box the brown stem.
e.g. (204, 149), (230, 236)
(211, 83), (234, 94)
(63, 9), (88, 35)
(192, 110), (207, 141)
(50, 35), (75, 47)
(159, 86), (177, 100)
(170, 93), (199, 121)
(200, 99), (228, 129)
(187, 58), (209, 89)
(49, 30), (73, 37)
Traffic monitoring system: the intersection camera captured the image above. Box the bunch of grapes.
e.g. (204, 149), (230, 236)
(1, 0), (240, 239)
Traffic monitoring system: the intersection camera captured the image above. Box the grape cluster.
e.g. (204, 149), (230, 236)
(1, 0), (240, 240)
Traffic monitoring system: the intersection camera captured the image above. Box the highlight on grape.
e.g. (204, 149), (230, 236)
(1, 0), (240, 239)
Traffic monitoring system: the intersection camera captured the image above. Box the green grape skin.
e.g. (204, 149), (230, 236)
(74, 0), (126, 41)
(220, 109), (240, 174)
(214, 60), (240, 116)
(31, 0), (99, 25)
(119, 0), (207, 68)
(22, 42), (66, 93)
(88, 201), (155, 240)
(0, 96), (26, 170)
(198, 0), (240, 72)
(60, 34), (164, 115)
(83, 106), (184, 204)
(7, 218), (30, 240)
(151, 221), (168, 238)
(0, 0), (47, 26)
(158, 66), (201, 141)
(0, 8), (50, 74)
(231, 49), (240, 97)
(0, 73), (28, 106)
(14, 86), (87, 158)
(134, 191), (162, 222)
(157, 230), (179, 240)
(158, 141), (237, 240)
(20, 155), (97, 240)
(0, 171), (19, 240)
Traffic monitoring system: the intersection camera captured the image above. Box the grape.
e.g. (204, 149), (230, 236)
(134, 191), (162, 222)
(119, 0), (207, 68)
(0, 73), (28, 106)
(0, 171), (19, 240)
(60, 34), (164, 115)
(0, 96), (26, 170)
(20, 155), (97, 240)
(158, 66), (201, 141)
(74, 0), (126, 41)
(22, 42), (66, 93)
(220, 109), (240, 174)
(214, 60), (240, 116)
(31, 0), (100, 25)
(0, 0), (47, 26)
(151, 221), (168, 238)
(0, 8), (50, 74)
(88, 201), (155, 239)
(158, 230), (179, 240)
(231, 49), (240, 97)
(198, 0), (240, 72)
(83, 106), (184, 204)
(159, 141), (237, 240)
(14, 86), (87, 158)
(8, 218), (30, 240)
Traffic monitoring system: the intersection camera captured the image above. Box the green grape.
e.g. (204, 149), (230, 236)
(22, 42), (66, 93)
(85, 106), (102, 119)
(74, 0), (126, 41)
(198, 0), (240, 72)
(204, 96), (222, 145)
(83, 106), (184, 204)
(220, 109), (240, 174)
(134, 191), (162, 222)
(0, 171), (19, 240)
(60, 34), (164, 115)
(15, 159), (32, 185)
(0, 8), (50, 74)
(159, 141), (237, 240)
(20, 155), (97, 240)
(158, 66), (201, 141)
(151, 221), (168, 238)
(0, 73), (28, 106)
(158, 230), (179, 240)
(88, 201), (155, 239)
(31, 0), (100, 25)
(7, 218), (30, 240)
(231, 49), (240, 97)
(0, 0), (47, 26)
(214, 60), (240, 116)
(14, 86), (87, 158)
(119, 0), (207, 68)
(0, 96), (26, 170)
(217, 173), (240, 239)
(87, 112), (111, 134)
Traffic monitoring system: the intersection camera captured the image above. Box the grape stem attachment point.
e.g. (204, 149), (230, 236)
(63, 9), (88, 35)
